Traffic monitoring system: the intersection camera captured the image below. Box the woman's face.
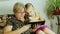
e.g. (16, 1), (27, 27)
(15, 8), (25, 18)
(26, 6), (35, 17)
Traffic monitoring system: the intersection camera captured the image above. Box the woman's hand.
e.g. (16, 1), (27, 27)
(20, 24), (31, 33)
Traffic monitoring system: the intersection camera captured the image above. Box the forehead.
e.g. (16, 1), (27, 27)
(17, 8), (24, 12)
(28, 6), (33, 9)
(27, 7), (34, 11)
(18, 7), (24, 10)
(27, 6), (34, 10)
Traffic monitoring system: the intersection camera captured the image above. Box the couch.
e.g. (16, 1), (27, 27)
(0, 14), (14, 34)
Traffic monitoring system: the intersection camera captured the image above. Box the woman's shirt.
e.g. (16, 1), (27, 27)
(5, 15), (33, 34)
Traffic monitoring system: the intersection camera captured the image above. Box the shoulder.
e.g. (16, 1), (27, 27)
(7, 15), (16, 22)
(6, 16), (15, 26)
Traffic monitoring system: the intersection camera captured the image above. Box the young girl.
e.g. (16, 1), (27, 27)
(25, 3), (56, 34)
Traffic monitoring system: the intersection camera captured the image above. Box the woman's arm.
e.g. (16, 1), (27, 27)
(4, 24), (31, 34)
(4, 25), (21, 34)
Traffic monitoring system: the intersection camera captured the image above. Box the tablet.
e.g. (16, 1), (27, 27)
(28, 21), (45, 25)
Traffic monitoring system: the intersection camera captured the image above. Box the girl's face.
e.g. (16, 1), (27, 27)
(15, 8), (25, 18)
(26, 6), (35, 17)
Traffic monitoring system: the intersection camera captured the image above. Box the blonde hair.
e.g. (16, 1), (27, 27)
(25, 3), (34, 9)
(13, 2), (24, 13)
(25, 3), (35, 17)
